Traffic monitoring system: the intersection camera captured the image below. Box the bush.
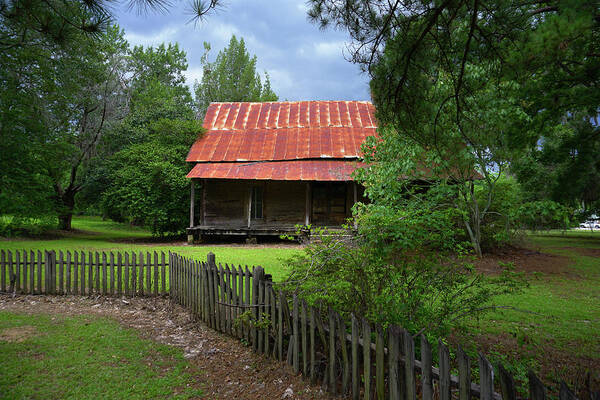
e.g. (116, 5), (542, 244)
(512, 200), (572, 231)
(0, 215), (57, 237)
(283, 204), (525, 339)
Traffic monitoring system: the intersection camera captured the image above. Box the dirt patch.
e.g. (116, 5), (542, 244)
(558, 246), (600, 258)
(0, 294), (335, 400)
(0, 325), (39, 343)
(476, 247), (574, 277)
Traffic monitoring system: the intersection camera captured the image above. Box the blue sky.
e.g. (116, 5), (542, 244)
(115, 0), (371, 101)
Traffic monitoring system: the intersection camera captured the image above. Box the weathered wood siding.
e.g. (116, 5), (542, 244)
(201, 179), (354, 228)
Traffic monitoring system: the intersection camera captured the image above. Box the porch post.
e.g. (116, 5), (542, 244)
(201, 179), (206, 226)
(305, 182), (311, 226)
(353, 182), (358, 229)
(189, 180), (195, 228)
(247, 187), (252, 228)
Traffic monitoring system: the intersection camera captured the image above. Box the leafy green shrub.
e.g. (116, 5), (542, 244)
(283, 205), (525, 339)
(512, 200), (572, 231)
(0, 215), (57, 237)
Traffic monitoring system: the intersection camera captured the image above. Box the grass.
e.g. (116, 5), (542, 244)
(457, 231), (600, 389)
(0, 216), (301, 282)
(0, 312), (204, 399)
(2, 217), (598, 389)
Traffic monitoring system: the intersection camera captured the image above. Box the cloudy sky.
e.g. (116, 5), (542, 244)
(115, 0), (371, 102)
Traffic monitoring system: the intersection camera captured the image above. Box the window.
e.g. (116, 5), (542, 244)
(251, 186), (263, 219)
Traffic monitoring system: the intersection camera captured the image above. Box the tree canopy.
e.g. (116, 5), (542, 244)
(195, 35), (278, 117)
(307, 0), (599, 253)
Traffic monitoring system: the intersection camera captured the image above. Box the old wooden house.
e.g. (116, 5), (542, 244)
(186, 101), (376, 242)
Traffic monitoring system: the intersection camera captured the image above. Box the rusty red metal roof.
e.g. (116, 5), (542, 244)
(187, 101), (377, 163)
(187, 160), (359, 181)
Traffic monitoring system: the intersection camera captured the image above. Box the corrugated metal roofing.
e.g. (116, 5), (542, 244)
(203, 101), (376, 131)
(186, 101), (377, 163)
(187, 160), (359, 181)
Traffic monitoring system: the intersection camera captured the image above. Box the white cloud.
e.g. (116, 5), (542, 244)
(313, 41), (347, 58)
(184, 66), (205, 91)
(125, 26), (180, 47)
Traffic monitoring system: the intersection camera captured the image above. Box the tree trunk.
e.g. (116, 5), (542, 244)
(58, 213), (73, 230)
(57, 190), (76, 230)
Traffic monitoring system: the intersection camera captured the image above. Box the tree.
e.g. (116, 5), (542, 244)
(0, 18), (129, 230)
(306, 0), (599, 255)
(195, 35), (278, 117)
(0, 0), (222, 49)
(101, 119), (202, 236)
(98, 43), (202, 235)
(512, 115), (600, 218)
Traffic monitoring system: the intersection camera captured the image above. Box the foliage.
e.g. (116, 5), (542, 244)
(101, 119), (203, 236)
(512, 115), (600, 218)
(0, 20), (129, 230)
(0, 0), (221, 48)
(306, 0), (599, 255)
(195, 35), (278, 117)
(284, 214), (525, 338)
(513, 200), (572, 232)
(0, 216), (57, 237)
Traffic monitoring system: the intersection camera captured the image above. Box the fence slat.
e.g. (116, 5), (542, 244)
(161, 252), (166, 295)
(7, 250), (13, 293)
(108, 251), (116, 296)
(301, 300), (308, 375)
(225, 265), (232, 335)
(403, 330), (415, 400)
(88, 251), (93, 295)
(146, 252), (151, 296)
(123, 253), (131, 296)
(59, 251), (65, 295)
(120, 253), (125, 297)
(1, 250), (5, 292)
(480, 353), (494, 400)
(439, 340), (451, 400)
(80, 252), (86, 296)
(328, 308), (336, 394)
(376, 325), (385, 400)
(29, 250), (35, 294)
(95, 252), (100, 294)
(351, 314), (359, 400)
(498, 363), (517, 400)
(264, 281), (271, 355)
(73, 251), (79, 295)
(421, 334), (433, 400)
(458, 346), (471, 400)
(388, 326), (400, 400)
(559, 381), (577, 400)
(362, 318), (372, 400)
(15, 251), (20, 293)
(22, 250), (28, 294)
(278, 291), (285, 361)
(102, 252), (107, 295)
(529, 371), (547, 400)
(244, 265), (251, 340)
(339, 313), (351, 390)
(293, 294), (300, 373)
(66, 251), (71, 295)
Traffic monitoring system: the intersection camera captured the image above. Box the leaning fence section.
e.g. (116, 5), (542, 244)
(168, 253), (583, 400)
(0, 249), (169, 296)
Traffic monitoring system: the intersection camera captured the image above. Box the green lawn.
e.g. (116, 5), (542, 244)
(457, 231), (600, 389)
(0, 312), (204, 399)
(2, 217), (598, 389)
(0, 216), (301, 282)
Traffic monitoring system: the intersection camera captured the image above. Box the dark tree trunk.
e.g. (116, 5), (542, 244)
(57, 190), (76, 230)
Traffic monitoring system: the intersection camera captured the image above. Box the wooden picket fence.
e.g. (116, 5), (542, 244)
(0, 249), (588, 399)
(0, 249), (168, 296)
(169, 253), (585, 400)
